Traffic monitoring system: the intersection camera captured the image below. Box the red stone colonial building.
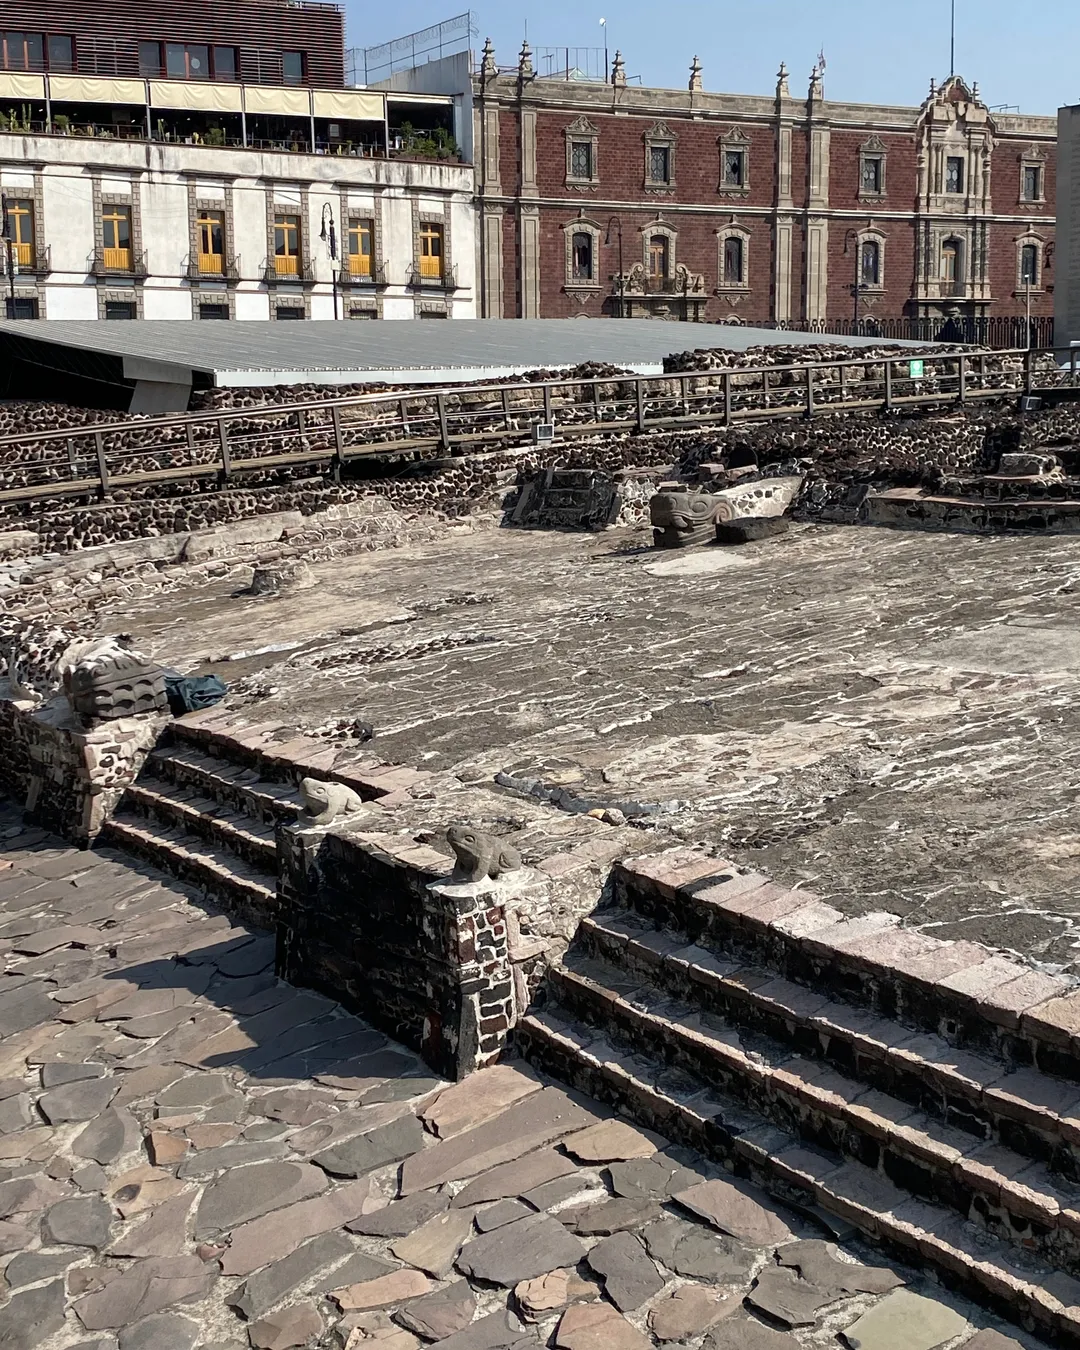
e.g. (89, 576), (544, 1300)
(472, 43), (1057, 334)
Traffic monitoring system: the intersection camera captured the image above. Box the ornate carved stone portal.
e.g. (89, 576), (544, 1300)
(299, 776), (364, 825)
(649, 491), (722, 548)
(446, 824), (523, 882)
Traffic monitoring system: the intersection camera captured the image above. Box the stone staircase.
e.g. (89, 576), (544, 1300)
(517, 853), (1080, 1343)
(98, 723), (300, 928)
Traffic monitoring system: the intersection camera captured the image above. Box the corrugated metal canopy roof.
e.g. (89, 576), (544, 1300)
(0, 318), (924, 391)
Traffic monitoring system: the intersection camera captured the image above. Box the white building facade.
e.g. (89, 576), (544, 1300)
(0, 78), (475, 321)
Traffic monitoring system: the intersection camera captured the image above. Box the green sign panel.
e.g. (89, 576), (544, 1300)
(909, 360), (925, 378)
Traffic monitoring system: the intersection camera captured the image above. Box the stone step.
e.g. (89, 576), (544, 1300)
(98, 813), (278, 932)
(517, 1007), (1080, 1347)
(145, 744), (304, 827)
(580, 909), (1080, 1178)
(550, 952), (1080, 1276)
(122, 776), (279, 873)
(612, 855), (1080, 1082)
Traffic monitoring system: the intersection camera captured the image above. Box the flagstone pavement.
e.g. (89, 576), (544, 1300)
(0, 804), (1047, 1350)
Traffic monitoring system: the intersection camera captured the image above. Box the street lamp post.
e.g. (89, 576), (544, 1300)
(320, 202), (340, 320)
(0, 195), (15, 321)
(843, 229), (862, 331)
(605, 215), (625, 318)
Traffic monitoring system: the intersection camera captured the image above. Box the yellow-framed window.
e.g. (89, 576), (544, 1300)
(274, 212), (300, 274)
(197, 210), (224, 273)
(348, 219), (373, 277)
(102, 204), (132, 269)
(4, 198), (33, 267)
(419, 222), (444, 279)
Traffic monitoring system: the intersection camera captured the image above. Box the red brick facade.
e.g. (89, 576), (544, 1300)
(473, 55), (1057, 332)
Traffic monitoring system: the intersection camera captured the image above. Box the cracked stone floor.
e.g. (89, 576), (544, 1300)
(0, 805), (1050, 1350)
(114, 520), (1080, 973)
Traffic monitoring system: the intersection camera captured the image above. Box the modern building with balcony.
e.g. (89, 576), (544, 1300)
(0, 1), (475, 319)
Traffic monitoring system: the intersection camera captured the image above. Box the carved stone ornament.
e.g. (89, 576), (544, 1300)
(446, 824), (523, 883)
(61, 637), (168, 727)
(649, 491), (722, 548)
(299, 776), (364, 825)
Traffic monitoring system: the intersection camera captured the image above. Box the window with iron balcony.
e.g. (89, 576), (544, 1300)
(3, 199), (34, 269)
(348, 219), (374, 278)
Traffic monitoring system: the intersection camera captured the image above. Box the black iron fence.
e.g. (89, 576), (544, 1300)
(760, 315), (1055, 351)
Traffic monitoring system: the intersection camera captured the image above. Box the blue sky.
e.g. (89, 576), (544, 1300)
(346, 1), (1079, 115)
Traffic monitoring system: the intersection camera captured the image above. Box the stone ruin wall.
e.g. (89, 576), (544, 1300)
(0, 343), (1076, 579)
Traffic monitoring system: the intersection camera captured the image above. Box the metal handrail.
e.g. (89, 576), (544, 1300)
(0, 345), (1073, 509)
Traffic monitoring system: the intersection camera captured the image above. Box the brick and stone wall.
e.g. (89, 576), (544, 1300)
(0, 688), (168, 844)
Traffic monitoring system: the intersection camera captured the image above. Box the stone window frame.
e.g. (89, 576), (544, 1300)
(1019, 148), (1047, 204)
(717, 127), (751, 197)
(91, 177), (145, 276)
(858, 135), (887, 200)
(338, 190), (384, 318)
(193, 296), (234, 320)
(563, 216), (602, 294)
(641, 219), (678, 285)
(565, 115), (600, 188)
(186, 182), (238, 281)
(0, 166), (46, 291)
(714, 222), (751, 293)
(944, 154), (966, 195)
(1014, 230), (1046, 293)
(644, 121), (676, 193)
(410, 199), (455, 317)
(855, 225), (887, 294)
(97, 288), (143, 320)
(348, 304), (379, 319)
(271, 294), (310, 319)
(265, 187), (311, 284)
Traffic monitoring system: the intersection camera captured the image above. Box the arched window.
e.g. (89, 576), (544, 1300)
(941, 238), (963, 293)
(649, 235), (670, 285)
(861, 239), (880, 286)
(723, 236), (744, 285)
(572, 231), (594, 281)
(1020, 243), (1038, 287)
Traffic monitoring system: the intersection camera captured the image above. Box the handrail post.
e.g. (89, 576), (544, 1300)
(805, 366), (815, 419)
(884, 360), (894, 411)
(1024, 346), (1034, 396)
(436, 393), (450, 451)
(838, 362), (847, 406)
(543, 384), (553, 425)
(957, 353), (967, 405)
(331, 406), (344, 480)
(635, 378), (647, 432)
(218, 420), (231, 480)
(66, 437), (78, 480)
(399, 397), (411, 437)
(502, 387), (512, 431)
(185, 422), (196, 461)
(681, 374), (690, 417)
(93, 432), (109, 500)
(723, 371), (733, 426)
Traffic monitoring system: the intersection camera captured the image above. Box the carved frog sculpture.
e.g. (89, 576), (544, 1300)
(649, 491), (721, 548)
(299, 777), (364, 826)
(446, 824), (522, 883)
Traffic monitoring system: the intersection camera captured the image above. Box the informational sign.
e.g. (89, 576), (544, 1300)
(909, 360), (925, 379)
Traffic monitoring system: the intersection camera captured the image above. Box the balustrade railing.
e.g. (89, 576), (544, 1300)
(0, 345), (1073, 509)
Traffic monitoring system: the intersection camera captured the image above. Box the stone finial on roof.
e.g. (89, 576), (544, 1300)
(929, 76), (937, 97)
(808, 63), (823, 99)
(611, 51), (626, 86)
(972, 81), (980, 102)
(480, 37), (497, 78)
(518, 40), (533, 79)
(689, 55), (703, 92)
(776, 62), (790, 97)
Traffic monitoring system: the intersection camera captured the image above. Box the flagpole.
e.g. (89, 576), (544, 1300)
(950, 0), (956, 76)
